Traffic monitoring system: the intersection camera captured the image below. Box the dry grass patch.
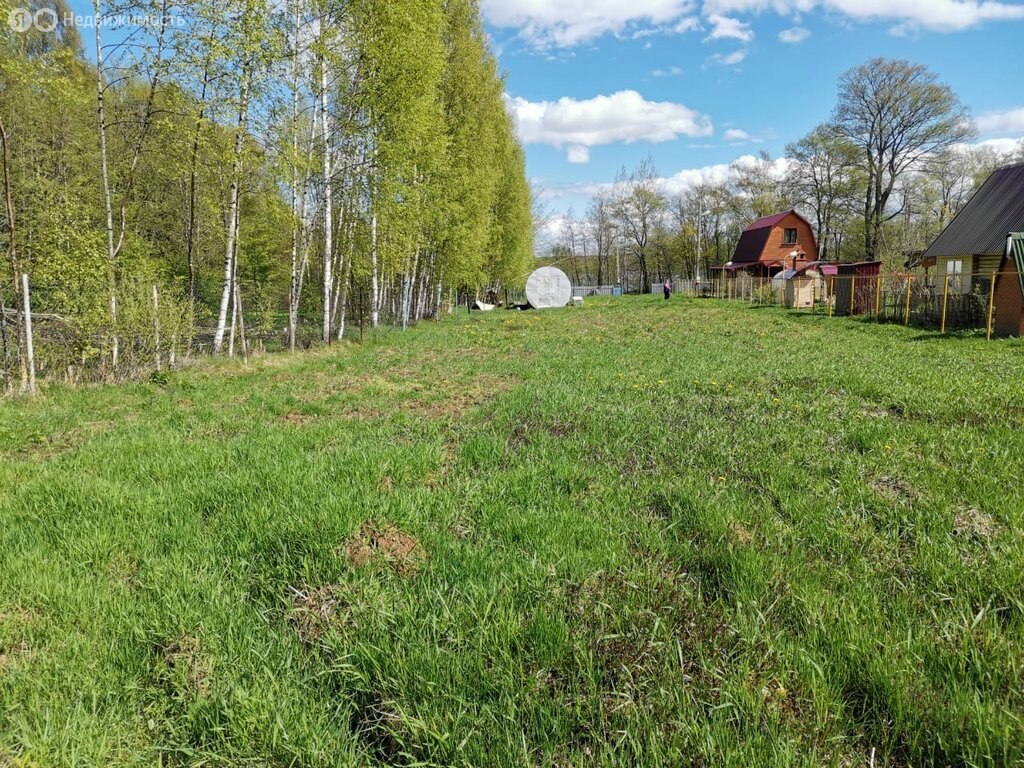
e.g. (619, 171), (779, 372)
(0, 640), (32, 674)
(953, 506), (998, 540)
(289, 585), (354, 645)
(157, 635), (212, 697)
(398, 373), (516, 420)
(869, 475), (915, 503)
(341, 521), (427, 576)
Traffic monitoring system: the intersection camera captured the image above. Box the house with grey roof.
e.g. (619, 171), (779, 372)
(922, 162), (1024, 296)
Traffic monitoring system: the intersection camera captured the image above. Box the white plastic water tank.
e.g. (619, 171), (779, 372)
(525, 267), (573, 309)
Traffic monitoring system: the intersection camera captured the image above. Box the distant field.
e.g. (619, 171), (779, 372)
(1, 298), (1022, 767)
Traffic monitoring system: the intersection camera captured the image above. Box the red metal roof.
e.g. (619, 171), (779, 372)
(743, 211), (794, 233)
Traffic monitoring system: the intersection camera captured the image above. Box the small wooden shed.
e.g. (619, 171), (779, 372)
(772, 267), (821, 308)
(833, 261), (882, 316)
(994, 233), (1024, 337)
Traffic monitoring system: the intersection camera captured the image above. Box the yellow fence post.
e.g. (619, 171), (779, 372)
(987, 273), (997, 341)
(940, 273), (951, 334)
(904, 276), (913, 326)
(849, 275), (857, 316)
(829, 280), (835, 317)
(875, 274), (883, 320)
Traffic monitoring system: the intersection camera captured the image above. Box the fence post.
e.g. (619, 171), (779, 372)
(904, 276), (913, 326)
(849, 275), (857, 316)
(152, 285), (161, 372)
(940, 273), (951, 334)
(987, 273), (997, 341)
(829, 280), (835, 317)
(235, 283), (249, 365)
(875, 274), (883, 320)
(21, 274), (35, 395)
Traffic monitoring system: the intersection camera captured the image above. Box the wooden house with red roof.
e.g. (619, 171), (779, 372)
(722, 210), (818, 276)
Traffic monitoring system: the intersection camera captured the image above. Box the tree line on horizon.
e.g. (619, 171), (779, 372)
(544, 58), (1024, 294)
(0, 0), (533, 391)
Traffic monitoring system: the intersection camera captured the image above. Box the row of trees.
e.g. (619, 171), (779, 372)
(549, 58), (1024, 292)
(0, 0), (533, 390)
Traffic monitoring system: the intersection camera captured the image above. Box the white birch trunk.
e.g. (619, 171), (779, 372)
(320, 61), (334, 343)
(370, 214), (379, 327)
(214, 62), (251, 353)
(93, 4), (119, 369)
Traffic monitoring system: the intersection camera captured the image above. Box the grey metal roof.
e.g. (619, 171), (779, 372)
(924, 163), (1024, 259)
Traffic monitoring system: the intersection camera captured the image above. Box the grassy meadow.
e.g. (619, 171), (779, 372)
(1, 297), (1023, 767)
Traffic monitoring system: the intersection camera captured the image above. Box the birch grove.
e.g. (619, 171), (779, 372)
(0, 0), (533, 389)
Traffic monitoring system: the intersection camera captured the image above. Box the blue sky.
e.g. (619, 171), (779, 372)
(482, 0), (1024, 229)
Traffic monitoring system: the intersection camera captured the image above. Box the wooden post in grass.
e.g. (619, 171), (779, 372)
(849, 275), (857, 315)
(152, 285), (161, 372)
(875, 274), (883, 320)
(21, 274), (35, 395)
(987, 274), (997, 341)
(940, 273), (951, 334)
(904, 276), (913, 326)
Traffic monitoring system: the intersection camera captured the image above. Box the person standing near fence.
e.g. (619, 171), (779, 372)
(663, 279), (672, 300)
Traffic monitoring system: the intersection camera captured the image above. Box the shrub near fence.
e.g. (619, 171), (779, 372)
(666, 271), (1022, 339)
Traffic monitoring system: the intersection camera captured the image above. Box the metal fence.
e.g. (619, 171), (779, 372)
(657, 271), (1023, 339)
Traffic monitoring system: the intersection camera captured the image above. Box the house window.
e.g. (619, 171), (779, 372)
(783, 228), (798, 245)
(946, 259), (963, 292)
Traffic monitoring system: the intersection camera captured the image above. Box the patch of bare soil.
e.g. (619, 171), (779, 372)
(108, 552), (140, 588)
(157, 636), (212, 697)
(399, 374), (513, 420)
(282, 411), (316, 425)
(341, 522), (427, 577)
(0, 640), (32, 674)
(350, 690), (407, 763)
(730, 521), (754, 546)
(870, 475), (915, 502)
(953, 506), (998, 540)
(290, 585), (354, 645)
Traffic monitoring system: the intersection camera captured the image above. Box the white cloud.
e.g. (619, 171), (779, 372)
(540, 153), (792, 207)
(968, 137), (1024, 156)
(482, 0), (698, 47)
(778, 26), (811, 42)
(704, 13), (755, 41)
(701, 0), (1024, 33)
(567, 145), (592, 163)
(976, 107), (1024, 136)
(659, 154), (791, 195)
(672, 16), (703, 32)
(707, 49), (749, 66)
(723, 128), (763, 143)
(506, 90), (714, 161)
(652, 65), (685, 77)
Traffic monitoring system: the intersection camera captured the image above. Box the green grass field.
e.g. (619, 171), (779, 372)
(1, 298), (1023, 767)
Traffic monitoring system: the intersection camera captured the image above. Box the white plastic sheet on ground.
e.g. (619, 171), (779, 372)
(526, 267), (573, 309)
